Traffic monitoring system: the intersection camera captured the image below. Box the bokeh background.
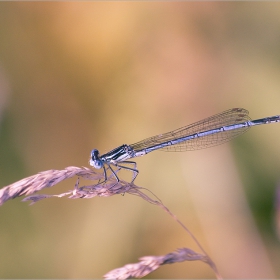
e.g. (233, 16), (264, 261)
(1, 2), (280, 278)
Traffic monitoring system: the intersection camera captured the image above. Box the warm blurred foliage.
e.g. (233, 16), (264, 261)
(1, 2), (280, 278)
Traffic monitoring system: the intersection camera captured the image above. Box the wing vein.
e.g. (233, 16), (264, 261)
(131, 108), (251, 152)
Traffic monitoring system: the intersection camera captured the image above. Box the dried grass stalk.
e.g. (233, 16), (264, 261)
(0, 166), (96, 205)
(0, 166), (221, 279)
(104, 248), (211, 280)
(0, 166), (160, 205)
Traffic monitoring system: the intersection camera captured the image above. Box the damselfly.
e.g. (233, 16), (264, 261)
(89, 108), (280, 184)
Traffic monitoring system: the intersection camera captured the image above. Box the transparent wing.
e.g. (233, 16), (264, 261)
(130, 108), (251, 152)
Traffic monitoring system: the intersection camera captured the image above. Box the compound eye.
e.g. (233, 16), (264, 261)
(92, 159), (103, 169)
(91, 149), (99, 159)
(89, 149), (103, 169)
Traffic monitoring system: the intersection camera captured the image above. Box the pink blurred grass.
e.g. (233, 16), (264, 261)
(104, 247), (213, 279)
(0, 166), (221, 279)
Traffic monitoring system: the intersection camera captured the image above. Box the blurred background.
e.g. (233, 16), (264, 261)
(1, 2), (280, 278)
